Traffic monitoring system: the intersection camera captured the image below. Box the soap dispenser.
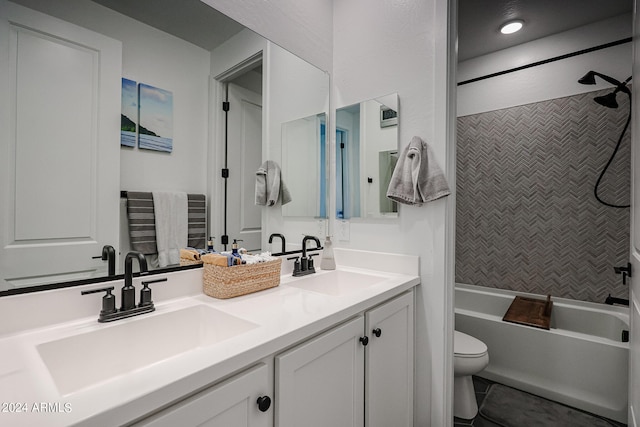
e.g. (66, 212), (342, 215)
(231, 239), (246, 264)
(320, 236), (336, 270)
(231, 239), (242, 256)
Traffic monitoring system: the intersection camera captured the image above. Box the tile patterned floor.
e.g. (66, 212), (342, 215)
(453, 376), (627, 427)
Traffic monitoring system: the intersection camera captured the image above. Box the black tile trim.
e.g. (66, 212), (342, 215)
(458, 38), (632, 86)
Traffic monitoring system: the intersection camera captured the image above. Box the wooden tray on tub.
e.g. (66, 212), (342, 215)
(502, 295), (553, 330)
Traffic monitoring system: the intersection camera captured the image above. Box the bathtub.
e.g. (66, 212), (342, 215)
(455, 283), (629, 424)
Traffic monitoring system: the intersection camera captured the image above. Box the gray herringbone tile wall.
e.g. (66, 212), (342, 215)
(456, 88), (630, 303)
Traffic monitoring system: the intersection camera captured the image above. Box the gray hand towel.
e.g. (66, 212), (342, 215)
(126, 191), (157, 255)
(255, 160), (292, 206)
(152, 191), (188, 267)
(386, 136), (450, 206)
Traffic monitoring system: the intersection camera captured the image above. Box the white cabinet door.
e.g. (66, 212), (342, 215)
(0, 1), (121, 288)
(365, 292), (414, 427)
(135, 363), (272, 427)
(276, 316), (365, 427)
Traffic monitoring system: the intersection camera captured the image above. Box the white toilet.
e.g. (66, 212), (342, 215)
(454, 330), (489, 419)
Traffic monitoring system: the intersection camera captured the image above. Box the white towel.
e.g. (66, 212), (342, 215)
(386, 136), (450, 206)
(255, 160), (292, 206)
(152, 191), (188, 267)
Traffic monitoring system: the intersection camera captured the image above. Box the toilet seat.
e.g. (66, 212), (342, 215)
(454, 331), (487, 358)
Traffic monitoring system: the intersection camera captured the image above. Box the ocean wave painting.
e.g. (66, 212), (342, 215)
(139, 134), (173, 152)
(121, 78), (137, 147)
(138, 83), (173, 152)
(121, 130), (136, 147)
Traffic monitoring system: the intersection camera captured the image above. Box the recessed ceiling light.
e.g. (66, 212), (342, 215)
(500, 20), (524, 35)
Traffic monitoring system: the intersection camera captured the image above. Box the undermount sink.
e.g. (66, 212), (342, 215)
(37, 305), (257, 395)
(284, 270), (387, 296)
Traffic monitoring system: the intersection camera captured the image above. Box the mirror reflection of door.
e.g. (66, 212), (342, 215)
(226, 79), (262, 252)
(0, 4), (121, 290)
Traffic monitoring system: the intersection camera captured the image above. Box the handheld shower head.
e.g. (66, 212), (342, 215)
(594, 92), (619, 109)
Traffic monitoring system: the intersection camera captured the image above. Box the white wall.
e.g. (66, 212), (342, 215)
(202, 0), (333, 73)
(334, 1), (454, 426)
(458, 13), (632, 116)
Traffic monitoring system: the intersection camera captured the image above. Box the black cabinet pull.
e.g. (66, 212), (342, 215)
(359, 336), (369, 346)
(257, 396), (271, 412)
(372, 328), (382, 337)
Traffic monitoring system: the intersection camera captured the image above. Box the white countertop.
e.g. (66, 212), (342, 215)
(0, 249), (419, 427)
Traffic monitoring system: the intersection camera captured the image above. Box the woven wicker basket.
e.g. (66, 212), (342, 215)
(180, 258), (204, 266)
(203, 258), (282, 299)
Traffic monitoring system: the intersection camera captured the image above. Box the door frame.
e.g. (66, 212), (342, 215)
(209, 52), (263, 251)
(443, 0), (458, 423)
(628, 2), (640, 425)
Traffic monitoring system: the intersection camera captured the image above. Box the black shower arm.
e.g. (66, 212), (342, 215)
(590, 71), (624, 87)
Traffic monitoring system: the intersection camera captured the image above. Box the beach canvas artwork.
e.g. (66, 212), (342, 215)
(120, 78), (137, 147)
(138, 83), (173, 152)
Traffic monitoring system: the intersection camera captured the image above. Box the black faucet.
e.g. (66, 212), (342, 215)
(605, 293), (629, 306)
(269, 233), (286, 254)
(302, 235), (321, 259)
(82, 252), (165, 323)
(291, 235), (321, 277)
(122, 251), (148, 311)
(93, 245), (116, 276)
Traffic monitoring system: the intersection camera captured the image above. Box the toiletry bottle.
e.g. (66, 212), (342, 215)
(232, 239), (246, 264)
(207, 237), (215, 252)
(320, 236), (336, 270)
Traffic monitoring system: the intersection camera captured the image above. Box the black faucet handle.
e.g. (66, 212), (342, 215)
(81, 286), (115, 295)
(139, 277), (167, 308)
(141, 277), (168, 286)
(308, 253), (318, 271)
(287, 256), (301, 275)
(82, 286), (117, 318)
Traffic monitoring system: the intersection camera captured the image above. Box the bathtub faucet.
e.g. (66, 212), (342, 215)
(604, 293), (629, 306)
(613, 262), (632, 285)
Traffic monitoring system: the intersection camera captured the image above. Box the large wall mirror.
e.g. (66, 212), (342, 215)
(0, 0), (329, 295)
(335, 93), (399, 220)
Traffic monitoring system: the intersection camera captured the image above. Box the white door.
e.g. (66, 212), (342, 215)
(226, 83), (262, 252)
(276, 316), (365, 427)
(133, 363), (272, 427)
(365, 291), (414, 427)
(629, 6), (640, 425)
(0, 1), (121, 289)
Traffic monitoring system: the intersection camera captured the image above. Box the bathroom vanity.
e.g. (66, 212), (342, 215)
(0, 249), (419, 427)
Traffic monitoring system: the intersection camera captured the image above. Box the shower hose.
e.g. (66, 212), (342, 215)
(594, 99), (631, 209)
